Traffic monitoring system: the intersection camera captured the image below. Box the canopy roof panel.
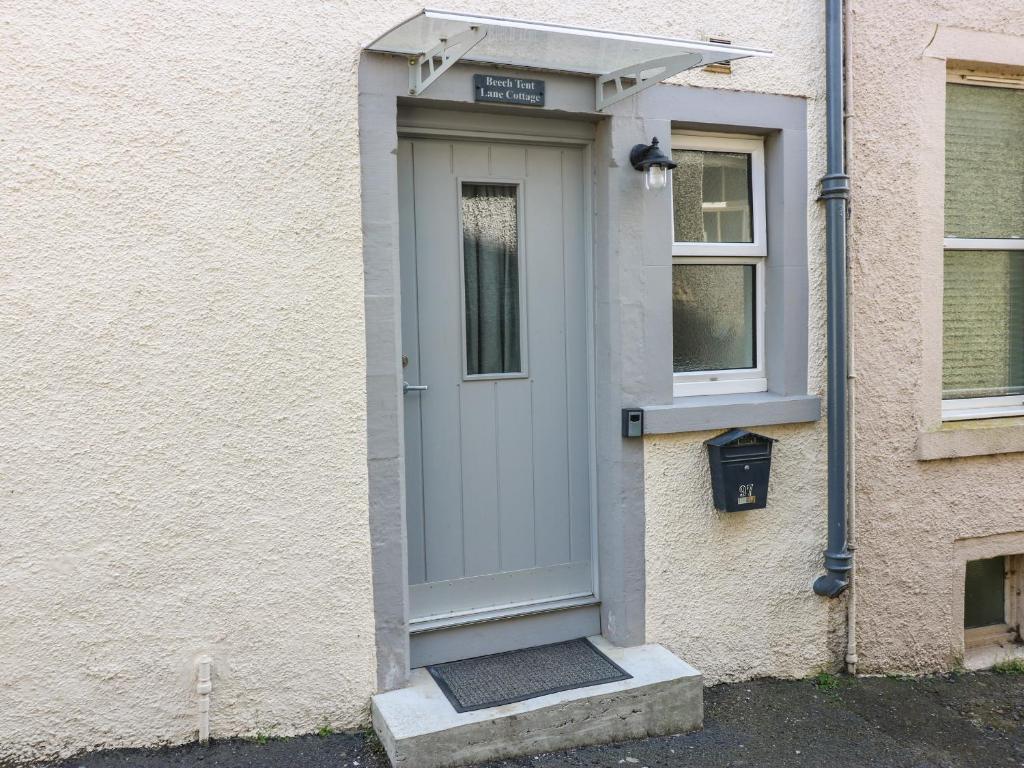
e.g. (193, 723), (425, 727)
(366, 9), (772, 78)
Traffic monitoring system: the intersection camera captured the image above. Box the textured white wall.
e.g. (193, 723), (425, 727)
(1, 1), (376, 762)
(2, 0), (829, 760)
(642, 3), (835, 683)
(847, 1), (1024, 674)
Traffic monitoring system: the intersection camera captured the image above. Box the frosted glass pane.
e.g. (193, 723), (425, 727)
(964, 556), (1005, 629)
(943, 250), (1024, 399)
(673, 264), (755, 372)
(672, 150), (753, 243)
(945, 83), (1024, 239)
(463, 184), (521, 375)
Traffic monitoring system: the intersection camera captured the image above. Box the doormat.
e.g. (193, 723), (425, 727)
(426, 638), (632, 713)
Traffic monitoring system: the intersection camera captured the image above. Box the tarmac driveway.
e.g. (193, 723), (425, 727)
(52, 670), (1024, 768)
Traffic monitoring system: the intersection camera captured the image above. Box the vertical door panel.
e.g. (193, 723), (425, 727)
(412, 141), (465, 583)
(525, 146), (572, 568)
(453, 141), (502, 577)
(459, 381), (501, 576)
(398, 139), (427, 586)
(496, 377), (536, 572)
(562, 148), (592, 563)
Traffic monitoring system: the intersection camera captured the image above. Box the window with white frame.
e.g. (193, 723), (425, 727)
(671, 133), (767, 397)
(942, 74), (1024, 421)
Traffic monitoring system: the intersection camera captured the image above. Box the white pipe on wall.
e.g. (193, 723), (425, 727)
(196, 655), (213, 744)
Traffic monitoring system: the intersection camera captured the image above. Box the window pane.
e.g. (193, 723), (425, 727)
(945, 83), (1024, 239)
(673, 150), (753, 243)
(943, 250), (1024, 399)
(462, 183), (521, 375)
(964, 556), (1005, 629)
(673, 264), (755, 372)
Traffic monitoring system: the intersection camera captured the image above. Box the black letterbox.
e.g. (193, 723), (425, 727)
(705, 429), (776, 512)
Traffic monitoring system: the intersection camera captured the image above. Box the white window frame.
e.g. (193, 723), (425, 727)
(671, 133), (768, 397)
(671, 132), (767, 258)
(941, 73), (1024, 421)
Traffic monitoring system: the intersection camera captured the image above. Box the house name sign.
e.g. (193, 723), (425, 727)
(473, 75), (545, 106)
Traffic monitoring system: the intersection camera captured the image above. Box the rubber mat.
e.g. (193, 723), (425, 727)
(426, 637), (632, 713)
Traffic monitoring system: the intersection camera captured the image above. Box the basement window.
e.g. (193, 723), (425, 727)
(964, 555), (1023, 662)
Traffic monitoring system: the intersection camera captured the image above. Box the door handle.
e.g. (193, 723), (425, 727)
(403, 381), (429, 394)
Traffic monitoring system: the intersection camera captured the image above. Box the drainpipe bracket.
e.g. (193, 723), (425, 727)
(818, 172), (850, 200)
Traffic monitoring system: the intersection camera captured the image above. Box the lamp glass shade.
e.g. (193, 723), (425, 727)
(644, 164), (669, 191)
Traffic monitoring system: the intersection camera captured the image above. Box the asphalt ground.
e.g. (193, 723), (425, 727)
(49, 670), (1024, 768)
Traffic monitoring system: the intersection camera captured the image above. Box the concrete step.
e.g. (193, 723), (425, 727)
(371, 635), (703, 768)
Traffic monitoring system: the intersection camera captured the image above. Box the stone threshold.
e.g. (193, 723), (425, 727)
(371, 635), (703, 768)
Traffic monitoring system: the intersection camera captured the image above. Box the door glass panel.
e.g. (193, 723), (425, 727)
(672, 150), (754, 243)
(943, 250), (1024, 399)
(462, 183), (522, 376)
(964, 556), (1005, 629)
(672, 263), (756, 371)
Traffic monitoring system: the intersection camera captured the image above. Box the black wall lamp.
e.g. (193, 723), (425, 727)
(629, 137), (677, 190)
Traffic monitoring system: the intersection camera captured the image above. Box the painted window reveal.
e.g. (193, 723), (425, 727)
(964, 556), (1006, 629)
(672, 263), (756, 372)
(461, 183), (523, 376)
(941, 81), (1024, 420)
(672, 150), (754, 244)
(670, 133), (767, 397)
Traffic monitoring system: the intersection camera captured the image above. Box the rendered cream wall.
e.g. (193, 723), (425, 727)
(643, 5), (835, 683)
(847, 1), (1024, 674)
(2, 0), (829, 761)
(1, 1), (378, 762)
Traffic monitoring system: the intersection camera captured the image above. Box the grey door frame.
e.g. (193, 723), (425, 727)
(360, 54), (654, 691)
(399, 131), (601, 630)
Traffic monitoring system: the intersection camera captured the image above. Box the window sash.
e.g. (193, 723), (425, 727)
(943, 238), (1024, 251)
(671, 133), (767, 258)
(672, 256), (767, 397)
(941, 237), (1024, 420)
(943, 81), (1024, 241)
(940, 70), (1024, 420)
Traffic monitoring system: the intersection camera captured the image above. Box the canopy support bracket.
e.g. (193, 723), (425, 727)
(595, 53), (702, 111)
(408, 25), (487, 96)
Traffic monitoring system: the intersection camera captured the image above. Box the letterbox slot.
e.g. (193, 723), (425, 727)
(718, 446), (771, 460)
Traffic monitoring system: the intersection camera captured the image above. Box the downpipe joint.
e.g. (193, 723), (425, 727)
(819, 172), (851, 200)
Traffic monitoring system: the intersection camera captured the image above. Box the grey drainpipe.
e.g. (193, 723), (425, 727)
(814, 0), (853, 598)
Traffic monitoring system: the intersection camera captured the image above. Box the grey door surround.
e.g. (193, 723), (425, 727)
(359, 53), (816, 690)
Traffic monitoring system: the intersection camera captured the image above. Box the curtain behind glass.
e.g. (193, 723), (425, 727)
(462, 184), (521, 375)
(945, 83), (1024, 239)
(943, 250), (1024, 398)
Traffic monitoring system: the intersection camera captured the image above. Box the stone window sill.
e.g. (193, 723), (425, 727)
(917, 417), (1024, 460)
(642, 392), (820, 435)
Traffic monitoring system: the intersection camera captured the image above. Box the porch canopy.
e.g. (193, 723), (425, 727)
(365, 9), (772, 111)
